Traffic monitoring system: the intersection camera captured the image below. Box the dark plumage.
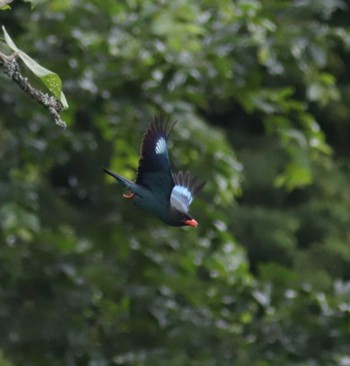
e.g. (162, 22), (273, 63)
(104, 119), (205, 227)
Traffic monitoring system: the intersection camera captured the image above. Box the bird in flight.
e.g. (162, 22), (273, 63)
(104, 119), (205, 227)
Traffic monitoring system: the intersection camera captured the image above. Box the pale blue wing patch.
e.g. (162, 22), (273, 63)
(155, 137), (167, 155)
(170, 184), (193, 213)
(170, 171), (206, 213)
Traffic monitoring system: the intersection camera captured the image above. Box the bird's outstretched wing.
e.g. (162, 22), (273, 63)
(136, 118), (177, 199)
(170, 171), (206, 213)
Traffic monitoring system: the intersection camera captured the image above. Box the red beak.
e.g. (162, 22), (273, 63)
(184, 218), (198, 227)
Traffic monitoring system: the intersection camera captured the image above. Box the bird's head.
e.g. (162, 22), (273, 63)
(179, 212), (198, 227)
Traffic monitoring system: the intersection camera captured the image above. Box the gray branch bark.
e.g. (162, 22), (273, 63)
(0, 51), (67, 129)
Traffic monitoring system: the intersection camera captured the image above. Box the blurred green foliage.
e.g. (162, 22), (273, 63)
(1, 0), (350, 365)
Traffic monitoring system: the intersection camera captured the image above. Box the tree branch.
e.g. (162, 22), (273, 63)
(0, 51), (67, 129)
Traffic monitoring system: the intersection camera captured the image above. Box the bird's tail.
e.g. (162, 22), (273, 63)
(103, 168), (134, 189)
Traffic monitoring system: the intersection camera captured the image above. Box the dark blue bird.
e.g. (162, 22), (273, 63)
(104, 119), (205, 227)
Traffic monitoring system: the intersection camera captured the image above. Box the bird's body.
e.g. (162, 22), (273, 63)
(104, 119), (205, 227)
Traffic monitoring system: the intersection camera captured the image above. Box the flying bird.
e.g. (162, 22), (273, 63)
(104, 119), (205, 227)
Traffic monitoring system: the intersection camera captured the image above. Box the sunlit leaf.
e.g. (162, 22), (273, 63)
(2, 26), (68, 109)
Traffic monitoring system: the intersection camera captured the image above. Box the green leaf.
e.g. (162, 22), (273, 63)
(23, 0), (49, 10)
(0, 0), (13, 10)
(275, 162), (312, 190)
(0, 350), (14, 366)
(2, 26), (68, 109)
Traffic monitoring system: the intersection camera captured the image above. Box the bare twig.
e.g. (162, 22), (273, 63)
(0, 51), (67, 128)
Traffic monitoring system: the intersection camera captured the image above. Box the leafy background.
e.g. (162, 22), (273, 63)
(1, 0), (350, 365)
